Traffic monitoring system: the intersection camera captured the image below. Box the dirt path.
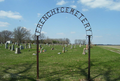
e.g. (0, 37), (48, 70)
(99, 46), (120, 54)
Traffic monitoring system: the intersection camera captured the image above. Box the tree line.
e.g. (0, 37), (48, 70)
(0, 26), (71, 44)
(0, 26), (86, 44)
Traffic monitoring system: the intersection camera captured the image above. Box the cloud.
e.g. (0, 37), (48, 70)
(22, 27), (31, 32)
(57, 33), (64, 35)
(82, 8), (88, 11)
(0, 0), (4, 2)
(0, 21), (9, 27)
(41, 31), (47, 34)
(56, 0), (67, 5)
(70, 5), (77, 8)
(78, 0), (120, 11)
(0, 10), (22, 19)
(37, 13), (41, 17)
(71, 32), (76, 34)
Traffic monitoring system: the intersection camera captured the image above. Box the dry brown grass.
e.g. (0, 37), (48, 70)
(100, 45), (120, 49)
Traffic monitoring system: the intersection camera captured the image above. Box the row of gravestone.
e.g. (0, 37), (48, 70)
(39, 44), (82, 54)
(4, 43), (32, 54)
(3, 42), (87, 54)
(5, 43), (32, 49)
(43, 43), (82, 47)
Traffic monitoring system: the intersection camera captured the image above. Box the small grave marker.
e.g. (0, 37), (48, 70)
(29, 43), (31, 48)
(9, 46), (11, 50)
(39, 44), (42, 49)
(15, 48), (21, 54)
(51, 47), (54, 50)
(65, 44), (67, 47)
(1, 42), (3, 46)
(58, 52), (61, 54)
(82, 48), (86, 55)
(62, 46), (65, 53)
(71, 45), (73, 49)
(25, 43), (28, 49)
(11, 45), (14, 51)
(79, 44), (81, 47)
(20, 45), (24, 50)
(5, 43), (8, 49)
(40, 49), (42, 53)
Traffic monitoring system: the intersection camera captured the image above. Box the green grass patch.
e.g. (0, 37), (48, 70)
(0, 44), (120, 81)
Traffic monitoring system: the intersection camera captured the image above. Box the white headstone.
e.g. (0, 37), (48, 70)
(82, 48), (86, 55)
(20, 45), (24, 50)
(62, 46), (65, 53)
(5, 43), (8, 49)
(15, 48), (21, 54)
(29, 43), (31, 48)
(79, 44), (81, 47)
(25, 43), (27, 48)
(11, 45), (14, 51)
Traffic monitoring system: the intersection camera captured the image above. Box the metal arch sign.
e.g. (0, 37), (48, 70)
(35, 7), (92, 37)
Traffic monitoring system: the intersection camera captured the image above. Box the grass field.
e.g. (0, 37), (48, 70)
(0, 44), (120, 81)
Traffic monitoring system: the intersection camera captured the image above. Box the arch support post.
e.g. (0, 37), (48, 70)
(36, 36), (39, 80)
(88, 35), (91, 81)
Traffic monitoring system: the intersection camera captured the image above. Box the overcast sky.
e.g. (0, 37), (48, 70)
(0, 0), (120, 44)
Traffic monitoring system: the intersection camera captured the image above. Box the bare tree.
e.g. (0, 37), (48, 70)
(13, 27), (31, 43)
(0, 30), (13, 43)
(65, 38), (70, 44)
(32, 34), (36, 41)
(0, 32), (2, 43)
(44, 37), (52, 44)
(40, 33), (45, 40)
(74, 39), (77, 44)
(74, 39), (86, 45)
(82, 39), (86, 45)
(78, 39), (82, 44)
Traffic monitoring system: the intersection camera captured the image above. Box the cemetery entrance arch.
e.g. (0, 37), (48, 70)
(35, 7), (93, 81)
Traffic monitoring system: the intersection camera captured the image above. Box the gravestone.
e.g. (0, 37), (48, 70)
(86, 44), (88, 50)
(29, 43), (31, 48)
(20, 45), (24, 50)
(82, 44), (89, 55)
(46, 43), (48, 45)
(11, 45), (14, 51)
(25, 43), (28, 49)
(33, 53), (36, 55)
(15, 48), (21, 54)
(51, 47), (54, 50)
(40, 48), (42, 53)
(5, 43), (8, 49)
(15, 42), (17, 45)
(79, 44), (81, 47)
(62, 46), (65, 53)
(58, 52), (61, 54)
(49, 44), (50, 47)
(65, 44), (67, 47)
(39, 44), (42, 49)
(82, 48), (86, 55)
(1, 42), (3, 46)
(9, 46), (11, 50)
